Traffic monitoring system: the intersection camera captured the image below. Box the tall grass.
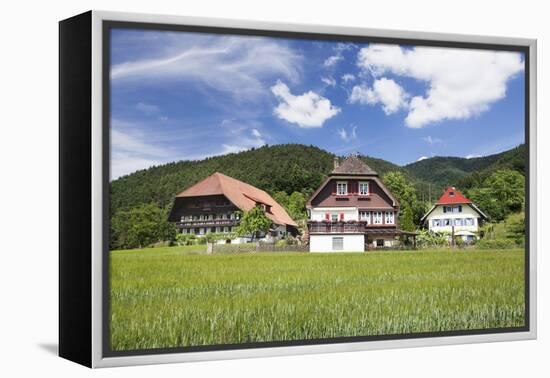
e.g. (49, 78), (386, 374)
(110, 247), (525, 351)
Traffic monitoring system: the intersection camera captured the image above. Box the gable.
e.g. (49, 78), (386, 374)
(307, 176), (398, 209)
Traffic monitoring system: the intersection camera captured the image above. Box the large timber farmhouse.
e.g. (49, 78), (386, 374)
(168, 172), (298, 243)
(306, 155), (407, 252)
(421, 186), (487, 241)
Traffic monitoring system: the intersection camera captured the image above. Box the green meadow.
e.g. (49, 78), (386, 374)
(110, 246), (525, 351)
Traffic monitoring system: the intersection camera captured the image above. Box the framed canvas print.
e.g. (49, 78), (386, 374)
(59, 10), (537, 368)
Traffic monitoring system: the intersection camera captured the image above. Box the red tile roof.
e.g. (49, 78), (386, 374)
(176, 172), (297, 227)
(436, 187), (472, 205)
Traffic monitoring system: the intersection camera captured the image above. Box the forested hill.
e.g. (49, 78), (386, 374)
(404, 144), (526, 190)
(110, 143), (525, 215)
(111, 144), (403, 213)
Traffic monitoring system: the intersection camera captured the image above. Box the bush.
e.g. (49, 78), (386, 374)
(476, 238), (517, 249)
(175, 233), (197, 246)
(415, 229), (449, 249)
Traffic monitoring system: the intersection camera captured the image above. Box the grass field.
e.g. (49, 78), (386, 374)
(110, 246), (525, 351)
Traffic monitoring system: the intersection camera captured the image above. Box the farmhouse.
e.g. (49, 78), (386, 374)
(306, 155), (405, 252)
(421, 187), (488, 241)
(167, 172), (298, 243)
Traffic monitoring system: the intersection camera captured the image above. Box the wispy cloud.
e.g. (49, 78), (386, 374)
(135, 102), (160, 115)
(337, 125), (357, 142)
(321, 76), (336, 87)
(417, 156), (429, 161)
(341, 73), (356, 83)
(422, 135), (444, 145)
(323, 55), (343, 68)
(112, 35), (302, 101)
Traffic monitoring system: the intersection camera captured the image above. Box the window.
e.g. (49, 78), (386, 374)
(216, 227), (221, 233)
(373, 211), (382, 224)
(181, 228), (187, 234)
(359, 211), (371, 223)
(199, 228), (205, 235)
(449, 191), (455, 197)
(331, 214), (338, 222)
(385, 211), (394, 224)
(211, 227), (216, 233)
(223, 227), (229, 233)
(359, 182), (369, 195)
(376, 239), (384, 247)
(332, 237), (344, 251)
(465, 218), (475, 226)
(454, 218), (463, 226)
(433, 219), (441, 227)
(337, 181), (348, 195)
(444, 219), (451, 226)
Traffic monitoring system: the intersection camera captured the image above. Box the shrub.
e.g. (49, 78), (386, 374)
(476, 238), (517, 249)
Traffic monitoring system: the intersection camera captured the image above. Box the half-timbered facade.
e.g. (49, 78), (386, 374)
(168, 172), (298, 242)
(307, 156), (401, 252)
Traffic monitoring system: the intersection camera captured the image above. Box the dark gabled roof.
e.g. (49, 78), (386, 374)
(331, 156), (378, 176)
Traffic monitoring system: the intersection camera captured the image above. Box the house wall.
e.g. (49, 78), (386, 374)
(310, 234), (364, 252)
(310, 207), (359, 221)
(309, 177), (396, 209)
(426, 204), (480, 233)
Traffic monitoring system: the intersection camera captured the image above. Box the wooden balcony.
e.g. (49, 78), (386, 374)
(308, 221), (366, 234)
(307, 221), (398, 234)
(177, 219), (239, 228)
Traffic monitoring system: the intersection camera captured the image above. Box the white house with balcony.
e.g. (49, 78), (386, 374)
(421, 187), (488, 242)
(306, 155), (403, 252)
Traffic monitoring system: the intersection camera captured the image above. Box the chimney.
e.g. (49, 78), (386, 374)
(333, 157), (340, 169)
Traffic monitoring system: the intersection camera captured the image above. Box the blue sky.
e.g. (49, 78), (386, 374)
(110, 28), (525, 179)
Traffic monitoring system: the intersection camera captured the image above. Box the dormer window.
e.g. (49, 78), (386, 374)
(336, 181), (348, 195)
(359, 182), (369, 195)
(449, 191), (455, 196)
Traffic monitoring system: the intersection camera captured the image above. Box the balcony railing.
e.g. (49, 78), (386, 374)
(177, 219), (239, 228)
(308, 221), (366, 234)
(307, 221), (397, 234)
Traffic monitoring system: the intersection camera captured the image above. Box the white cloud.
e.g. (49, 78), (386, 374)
(321, 76), (337, 87)
(348, 78), (408, 114)
(337, 125), (357, 142)
(357, 44), (524, 128)
(324, 55), (343, 67)
(417, 156), (429, 161)
(422, 135), (443, 145)
(135, 102), (160, 114)
(271, 80), (341, 128)
(110, 126), (173, 179)
(222, 128), (266, 154)
(342, 73), (356, 83)
(112, 36), (302, 101)
(219, 120), (266, 154)
(465, 154), (482, 159)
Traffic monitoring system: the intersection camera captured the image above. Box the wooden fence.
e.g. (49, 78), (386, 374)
(210, 242), (308, 254)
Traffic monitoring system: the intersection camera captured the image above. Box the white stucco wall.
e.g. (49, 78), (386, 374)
(310, 234), (364, 252)
(425, 204), (480, 233)
(310, 207), (359, 221)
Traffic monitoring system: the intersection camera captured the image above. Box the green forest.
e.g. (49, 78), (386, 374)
(110, 143), (526, 250)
